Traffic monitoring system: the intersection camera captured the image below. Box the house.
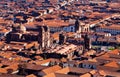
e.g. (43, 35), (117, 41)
(54, 67), (94, 77)
(62, 60), (81, 68)
(5, 63), (19, 74)
(79, 60), (101, 69)
(99, 70), (120, 77)
(38, 65), (62, 76)
(18, 63), (47, 75)
(96, 25), (120, 35)
(0, 28), (10, 38)
(104, 61), (120, 68)
(0, 74), (24, 77)
(47, 44), (83, 59)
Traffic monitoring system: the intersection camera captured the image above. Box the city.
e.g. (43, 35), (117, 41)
(0, 0), (120, 77)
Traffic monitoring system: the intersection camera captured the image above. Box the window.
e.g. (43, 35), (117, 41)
(71, 27), (74, 32)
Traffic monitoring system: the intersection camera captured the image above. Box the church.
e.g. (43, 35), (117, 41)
(6, 24), (52, 51)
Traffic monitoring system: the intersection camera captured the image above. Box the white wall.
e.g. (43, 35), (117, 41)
(96, 28), (120, 35)
(50, 25), (75, 32)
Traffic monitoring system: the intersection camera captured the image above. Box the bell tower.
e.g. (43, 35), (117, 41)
(38, 25), (51, 51)
(75, 19), (82, 33)
(74, 19), (83, 38)
(59, 33), (66, 45)
(75, 19), (79, 33)
(83, 34), (91, 50)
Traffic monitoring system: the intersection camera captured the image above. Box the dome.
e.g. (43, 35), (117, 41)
(17, 25), (26, 33)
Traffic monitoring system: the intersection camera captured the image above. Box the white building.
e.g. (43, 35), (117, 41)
(96, 25), (120, 35)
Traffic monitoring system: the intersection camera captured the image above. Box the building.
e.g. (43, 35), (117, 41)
(59, 33), (67, 45)
(6, 24), (52, 51)
(83, 34), (91, 50)
(6, 24), (27, 43)
(38, 26), (51, 50)
(96, 25), (120, 35)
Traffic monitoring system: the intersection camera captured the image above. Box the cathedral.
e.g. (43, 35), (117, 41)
(75, 19), (89, 33)
(74, 19), (91, 50)
(6, 24), (51, 51)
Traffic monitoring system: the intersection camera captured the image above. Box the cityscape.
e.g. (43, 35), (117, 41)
(0, 0), (120, 77)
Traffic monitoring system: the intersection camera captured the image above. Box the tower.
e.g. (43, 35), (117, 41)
(75, 19), (82, 33)
(43, 26), (51, 48)
(38, 26), (51, 50)
(74, 19), (83, 38)
(59, 33), (66, 45)
(38, 26), (44, 49)
(6, 33), (11, 43)
(83, 34), (91, 50)
(75, 19), (79, 33)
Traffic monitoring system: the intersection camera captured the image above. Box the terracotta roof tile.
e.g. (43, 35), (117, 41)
(40, 65), (62, 75)
(5, 63), (19, 71)
(26, 74), (37, 77)
(80, 73), (91, 77)
(108, 49), (120, 55)
(43, 73), (56, 77)
(104, 61), (120, 68)
(98, 70), (106, 76)
(55, 73), (78, 77)
(0, 68), (7, 73)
